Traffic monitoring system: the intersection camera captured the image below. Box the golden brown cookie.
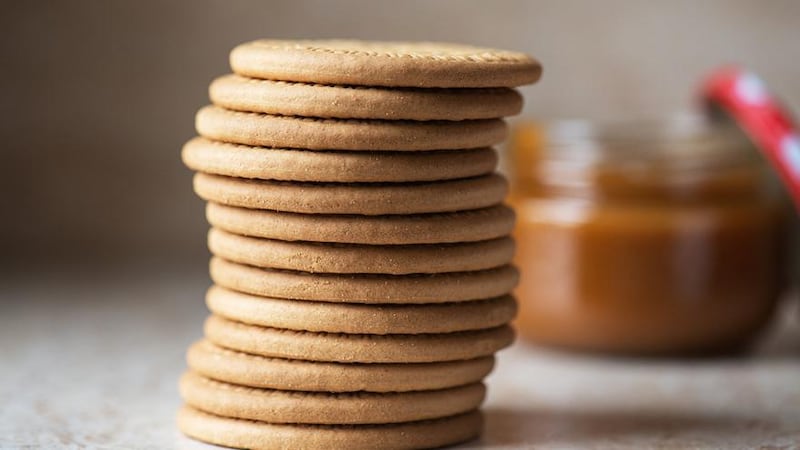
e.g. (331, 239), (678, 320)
(180, 371), (485, 425)
(181, 137), (499, 183)
(178, 406), (482, 450)
(205, 286), (517, 334)
(204, 315), (515, 363)
(210, 257), (519, 304)
(187, 340), (495, 393)
(206, 202), (515, 245)
(230, 39), (541, 88)
(207, 229), (515, 275)
(193, 172), (508, 215)
(209, 74), (523, 120)
(195, 106), (507, 151)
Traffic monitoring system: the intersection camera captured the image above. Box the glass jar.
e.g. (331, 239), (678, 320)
(509, 118), (788, 355)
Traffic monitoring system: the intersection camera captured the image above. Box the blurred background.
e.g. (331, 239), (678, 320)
(3, 0), (800, 275)
(3, 2), (800, 447)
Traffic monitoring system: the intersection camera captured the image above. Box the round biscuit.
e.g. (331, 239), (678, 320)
(206, 202), (515, 245)
(209, 74), (523, 120)
(193, 172), (508, 215)
(180, 371), (485, 425)
(230, 39), (541, 88)
(207, 229), (515, 274)
(187, 340), (495, 392)
(181, 137), (499, 183)
(196, 106), (507, 151)
(205, 286), (517, 333)
(210, 257), (519, 304)
(178, 406), (482, 450)
(205, 315), (515, 364)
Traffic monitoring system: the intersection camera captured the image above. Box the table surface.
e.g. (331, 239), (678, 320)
(2, 267), (800, 449)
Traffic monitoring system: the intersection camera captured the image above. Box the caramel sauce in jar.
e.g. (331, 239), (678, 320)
(509, 120), (787, 355)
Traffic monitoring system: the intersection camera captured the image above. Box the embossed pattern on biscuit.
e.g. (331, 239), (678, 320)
(230, 39), (541, 88)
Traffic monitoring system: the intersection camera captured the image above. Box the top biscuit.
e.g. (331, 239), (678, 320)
(230, 39), (542, 88)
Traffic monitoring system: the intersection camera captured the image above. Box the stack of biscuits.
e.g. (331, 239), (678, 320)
(179, 39), (541, 450)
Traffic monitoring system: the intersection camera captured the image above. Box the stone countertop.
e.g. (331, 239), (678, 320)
(2, 267), (799, 449)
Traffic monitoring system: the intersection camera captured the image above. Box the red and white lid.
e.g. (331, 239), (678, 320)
(703, 66), (800, 210)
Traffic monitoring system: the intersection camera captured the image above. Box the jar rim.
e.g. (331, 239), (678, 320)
(534, 115), (760, 171)
(512, 115), (776, 202)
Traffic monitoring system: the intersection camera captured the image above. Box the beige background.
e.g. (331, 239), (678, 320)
(2, 5), (799, 447)
(2, 0), (799, 270)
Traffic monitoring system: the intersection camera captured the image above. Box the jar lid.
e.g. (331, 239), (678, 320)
(702, 66), (800, 209)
